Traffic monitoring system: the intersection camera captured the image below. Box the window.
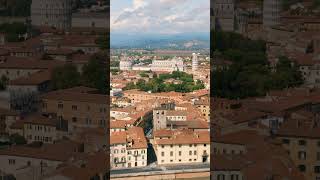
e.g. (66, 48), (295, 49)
(317, 152), (320, 161)
(161, 152), (164, 157)
(170, 151), (173, 156)
(162, 145), (165, 148)
(72, 105), (77, 110)
(179, 151), (182, 156)
(299, 140), (307, 146)
(204, 144), (207, 147)
(231, 174), (239, 180)
(194, 151), (197, 155)
(315, 166), (320, 173)
(72, 117), (77, 122)
(298, 165), (306, 172)
(86, 118), (91, 125)
(189, 151), (192, 155)
(8, 159), (15, 165)
(217, 174), (225, 180)
(58, 103), (63, 109)
(282, 138), (290, 144)
(298, 151), (307, 160)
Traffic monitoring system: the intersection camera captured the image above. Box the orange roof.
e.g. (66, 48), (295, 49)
(127, 126), (147, 149)
(155, 129), (209, 145)
(9, 70), (51, 85)
(110, 131), (126, 145)
(110, 120), (126, 129)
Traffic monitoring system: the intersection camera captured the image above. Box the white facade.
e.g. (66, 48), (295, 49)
(155, 143), (210, 165)
(0, 155), (61, 180)
(214, 0), (235, 31)
(192, 53), (199, 72)
(151, 58), (184, 72)
(119, 61), (132, 71)
(110, 143), (127, 169)
(263, 0), (281, 28)
(24, 123), (57, 144)
(31, 0), (72, 30)
(126, 148), (147, 168)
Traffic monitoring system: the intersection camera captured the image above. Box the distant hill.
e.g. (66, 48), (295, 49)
(110, 32), (210, 50)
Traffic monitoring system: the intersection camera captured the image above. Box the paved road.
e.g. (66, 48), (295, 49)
(110, 163), (210, 175)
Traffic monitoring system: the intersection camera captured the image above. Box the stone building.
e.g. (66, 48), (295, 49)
(263, 0), (281, 28)
(31, 0), (72, 30)
(213, 0), (235, 31)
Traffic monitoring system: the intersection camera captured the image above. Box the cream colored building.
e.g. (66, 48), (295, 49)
(23, 114), (57, 144)
(153, 129), (210, 165)
(31, 0), (72, 30)
(110, 127), (147, 169)
(41, 87), (107, 132)
(276, 117), (320, 180)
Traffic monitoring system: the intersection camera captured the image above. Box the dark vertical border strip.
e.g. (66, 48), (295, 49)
(106, 0), (111, 179)
(210, 0), (214, 179)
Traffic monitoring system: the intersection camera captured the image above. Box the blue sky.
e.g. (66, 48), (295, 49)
(111, 0), (210, 35)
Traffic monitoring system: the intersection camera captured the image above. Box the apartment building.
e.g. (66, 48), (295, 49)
(276, 115), (320, 180)
(110, 127), (147, 169)
(153, 129), (210, 165)
(43, 151), (109, 180)
(194, 98), (210, 122)
(212, 130), (306, 180)
(0, 140), (83, 180)
(31, 0), (72, 30)
(22, 114), (57, 144)
(123, 89), (184, 104)
(110, 120), (126, 133)
(0, 57), (64, 81)
(110, 131), (127, 169)
(126, 127), (148, 168)
(41, 87), (107, 132)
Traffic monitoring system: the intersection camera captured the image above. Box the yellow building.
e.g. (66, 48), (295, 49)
(153, 129), (210, 165)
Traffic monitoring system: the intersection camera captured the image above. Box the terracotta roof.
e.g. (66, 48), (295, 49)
(41, 87), (107, 104)
(9, 70), (51, 85)
(0, 57), (65, 70)
(0, 140), (82, 161)
(153, 129), (174, 137)
(155, 129), (209, 145)
(127, 126), (147, 149)
(276, 117), (320, 138)
(110, 120), (126, 129)
(22, 113), (57, 127)
(44, 151), (109, 180)
(110, 131), (126, 145)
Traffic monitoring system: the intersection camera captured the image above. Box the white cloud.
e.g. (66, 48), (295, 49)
(111, 0), (209, 34)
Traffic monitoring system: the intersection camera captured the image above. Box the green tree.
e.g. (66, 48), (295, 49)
(0, 75), (8, 90)
(10, 133), (26, 145)
(81, 55), (107, 94)
(95, 34), (108, 50)
(51, 64), (81, 90)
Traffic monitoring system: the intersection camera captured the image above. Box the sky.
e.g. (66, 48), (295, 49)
(111, 0), (210, 35)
